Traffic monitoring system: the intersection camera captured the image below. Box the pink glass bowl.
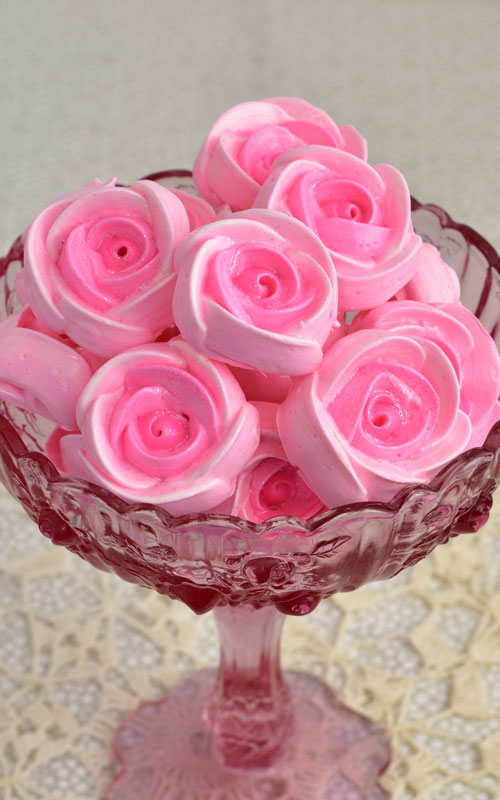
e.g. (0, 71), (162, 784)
(1, 181), (499, 799)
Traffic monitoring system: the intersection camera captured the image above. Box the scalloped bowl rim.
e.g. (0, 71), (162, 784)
(0, 186), (499, 546)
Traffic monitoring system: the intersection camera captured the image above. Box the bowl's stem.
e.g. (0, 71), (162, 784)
(206, 604), (293, 770)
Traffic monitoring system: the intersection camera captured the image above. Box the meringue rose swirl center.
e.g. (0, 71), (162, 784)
(328, 363), (439, 457)
(238, 121), (338, 184)
(108, 365), (220, 478)
(288, 172), (391, 259)
(260, 465), (298, 508)
(59, 215), (159, 310)
(206, 243), (318, 331)
(251, 456), (321, 518)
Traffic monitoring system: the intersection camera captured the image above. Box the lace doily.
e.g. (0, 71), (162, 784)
(0, 484), (499, 800)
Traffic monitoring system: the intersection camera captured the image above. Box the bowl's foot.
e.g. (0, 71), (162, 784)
(105, 669), (390, 800)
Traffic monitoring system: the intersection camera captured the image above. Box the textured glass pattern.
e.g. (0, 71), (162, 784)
(1, 187), (500, 798)
(0, 196), (499, 614)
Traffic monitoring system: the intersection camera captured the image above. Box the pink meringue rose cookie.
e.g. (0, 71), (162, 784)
(0, 307), (93, 429)
(23, 178), (191, 359)
(435, 302), (500, 446)
(49, 339), (260, 516)
(229, 365), (292, 404)
(350, 299), (500, 439)
(228, 401), (324, 522)
(254, 145), (422, 311)
(173, 209), (338, 375)
(46, 426), (69, 465)
(278, 329), (472, 508)
(395, 242), (461, 303)
(468, 399), (500, 450)
(194, 97), (367, 211)
(5, 306), (106, 374)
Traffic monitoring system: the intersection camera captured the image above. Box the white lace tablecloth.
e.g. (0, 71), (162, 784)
(0, 484), (499, 800)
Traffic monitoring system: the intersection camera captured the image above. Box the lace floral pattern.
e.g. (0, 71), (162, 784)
(0, 486), (499, 799)
(1, 195), (500, 797)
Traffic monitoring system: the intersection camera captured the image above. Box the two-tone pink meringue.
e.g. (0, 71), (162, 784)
(278, 329), (473, 508)
(351, 299), (500, 447)
(0, 307), (94, 429)
(194, 97), (367, 211)
(23, 179), (190, 358)
(395, 242), (461, 303)
(254, 145), (422, 311)
(173, 210), (338, 375)
(222, 401), (324, 522)
(48, 339), (259, 516)
(5, 94), (499, 522)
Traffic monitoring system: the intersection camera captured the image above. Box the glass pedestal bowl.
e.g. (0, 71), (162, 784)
(0, 185), (500, 800)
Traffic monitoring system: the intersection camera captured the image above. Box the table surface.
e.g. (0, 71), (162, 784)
(1, 1), (500, 798)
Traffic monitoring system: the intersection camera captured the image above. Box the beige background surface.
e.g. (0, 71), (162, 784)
(0, 2), (500, 798)
(1, 0), (500, 252)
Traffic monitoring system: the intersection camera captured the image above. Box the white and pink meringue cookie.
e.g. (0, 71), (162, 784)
(278, 329), (473, 508)
(222, 401), (324, 522)
(254, 145), (422, 311)
(22, 178), (191, 359)
(194, 97), (367, 211)
(395, 242), (461, 303)
(351, 299), (500, 446)
(172, 209), (338, 376)
(0, 307), (94, 430)
(48, 339), (260, 516)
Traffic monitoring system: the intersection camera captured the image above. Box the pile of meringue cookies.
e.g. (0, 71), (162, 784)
(1, 96), (499, 523)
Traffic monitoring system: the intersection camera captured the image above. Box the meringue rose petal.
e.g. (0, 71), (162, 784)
(230, 401), (324, 522)
(337, 124), (369, 160)
(351, 299), (500, 430)
(202, 300), (325, 375)
(265, 97), (368, 161)
(278, 329), (473, 508)
(130, 179), (190, 269)
(395, 242), (461, 303)
(203, 134), (258, 211)
(23, 179), (190, 357)
(47, 429), (96, 485)
(194, 98), (367, 210)
(45, 188), (148, 261)
(437, 301), (500, 428)
(278, 374), (368, 506)
(254, 145), (421, 311)
(65, 339), (260, 516)
(24, 194), (78, 333)
(0, 324), (92, 429)
(56, 287), (164, 359)
(374, 164), (412, 254)
(173, 210), (338, 375)
(468, 400), (500, 448)
(145, 179), (217, 231)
